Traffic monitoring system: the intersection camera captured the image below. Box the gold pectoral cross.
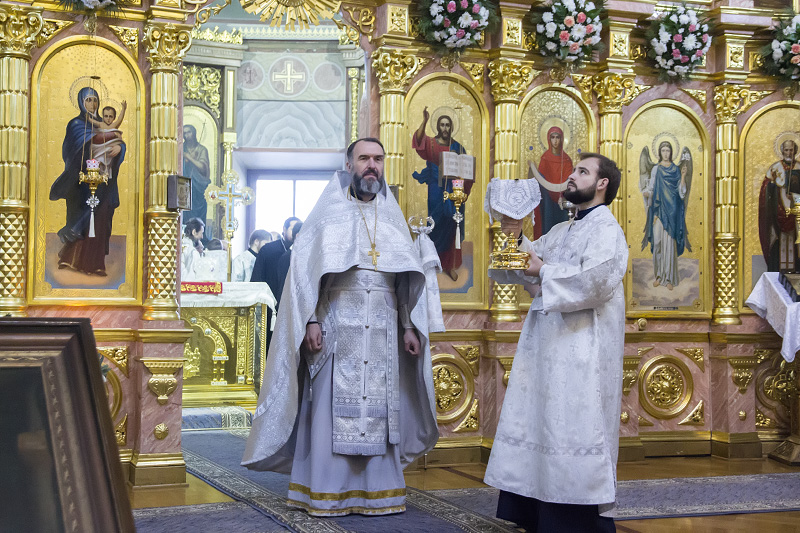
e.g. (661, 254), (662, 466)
(368, 244), (380, 270)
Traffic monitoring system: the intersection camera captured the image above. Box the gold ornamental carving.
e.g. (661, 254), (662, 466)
(676, 348), (704, 372)
(611, 32), (629, 58)
(434, 365), (463, 412)
(713, 85), (772, 123)
(454, 344), (480, 376)
(488, 59), (537, 103)
(728, 356), (760, 394)
(109, 25), (139, 59)
(713, 238), (739, 324)
(763, 359), (796, 409)
(192, 26), (243, 45)
(678, 401), (705, 426)
(115, 414), (128, 446)
(141, 358), (185, 405)
(36, 18), (74, 48)
(371, 47), (428, 94)
(432, 353), (474, 424)
(499, 356), (513, 386)
(592, 73), (650, 114)
(242, 0), (341, 30)
(183, 65), (222, 118)
(749, 51), (764, 71)
(460, 62), (485, 92)
(681, 88), (707, 113)
(571, 74), (594, 103)
(638, 415), (654, 427)
(738, 410), (747, 421)
(727, 43), (744, 69)
(454, 398), (479, 432)
(0, 5), (43, 59)
(622, 356), (641, 395)
(503, 18), (522, 47)
(154, 423), (169, 440)
(99, 346), (129, 377)
(638, 346), (654, 357)
(342, 5), (374, 40)
(145, 23), (192, 73)
(387, 5), (408, 35)
(620, 412), (629, 424)
(638, 355), (693, 419)
(195, 0), (233, 29)
(630, 43), (646, 60)
(756, 408), (776, 428)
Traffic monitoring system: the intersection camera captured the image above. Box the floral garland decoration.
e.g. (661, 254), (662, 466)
(645, 4), (712, 82)
(418, 0), (500, 52)
(530, 0), (605, 66)
(760, 13), (800, 83)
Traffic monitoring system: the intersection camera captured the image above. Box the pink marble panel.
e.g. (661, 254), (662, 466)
(27, 306), (141, 329)
(134, 352), (183, 455)
(442, 310), (488, 330)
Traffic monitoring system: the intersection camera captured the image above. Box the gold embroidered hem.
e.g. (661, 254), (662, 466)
(289, 482), (406, 501)
(287, 498), (406, 517)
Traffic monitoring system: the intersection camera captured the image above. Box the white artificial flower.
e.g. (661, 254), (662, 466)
(771, 39), (781, 50)
(780, 67), (787, 73)
(458, 12), (473, 28)
(434, 14), (444, 25)
(430, 3), (443, 16)
(659, 29), (670, 42)
(479, 7), (489, 20)
(589, 35), (600, 45)
(586, 1), (595, 9)
(543, 12), (553, 22)
(677, 6), (685, 13)
(793, 14), (800, 25)
(546, 22), (557, 35)
(785, 27), (795, 37)
(773, 49), (784, 61)
(537, 24), (545, 33)
(546, 41), (557, 51)
(594, 22), (602, 32)
(679, 14), (689, 24)
(654, 41), (667, 55)
(781, 40), (789, 50)
(571, 24), (586, 38)
(670, 14), (678, 22)
(684, 34), (697, 50)
(563, 0), (576, 12)
(433, 30), (443, 41)
(449, 26), (457, 36)
(565, 55), (577, 62)
(666, 59), (674, 66)
(702, 24), (708, 31)
(674, 65), (688, 74)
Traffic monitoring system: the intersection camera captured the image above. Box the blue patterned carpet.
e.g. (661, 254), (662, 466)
(133, 429), (800, 532)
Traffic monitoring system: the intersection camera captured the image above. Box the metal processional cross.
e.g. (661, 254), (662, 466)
(205, 169), (255, 280)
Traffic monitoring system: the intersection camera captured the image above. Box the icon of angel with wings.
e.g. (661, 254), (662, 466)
(639, 139), (693, 290)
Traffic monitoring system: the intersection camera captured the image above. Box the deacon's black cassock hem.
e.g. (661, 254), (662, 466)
(497, 490), (616, 533)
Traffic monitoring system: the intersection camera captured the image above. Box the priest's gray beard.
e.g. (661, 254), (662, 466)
(563, 179), (597, 205)
(353, 170), (384, 197)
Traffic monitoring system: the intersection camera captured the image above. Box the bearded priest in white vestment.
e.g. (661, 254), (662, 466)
(242, 138), (443, 517)
(484, 153), (628, 533)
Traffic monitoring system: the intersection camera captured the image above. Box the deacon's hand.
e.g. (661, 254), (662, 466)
(304, 322), (323, 352)
(404, 328), (420, 356)
(501, 216), (524, 238)
(525, 254), (544, 278)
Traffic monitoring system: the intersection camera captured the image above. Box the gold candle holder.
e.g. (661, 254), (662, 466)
(79, 159), (108, 238)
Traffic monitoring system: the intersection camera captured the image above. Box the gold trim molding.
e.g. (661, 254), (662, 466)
(454, 344), (480, 376)
(141, 358), (184, 405)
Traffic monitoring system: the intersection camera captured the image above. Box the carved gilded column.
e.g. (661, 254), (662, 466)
(591, 72), (650, 223)
(711, 84), (769, 325)
(143, 22), (191, 321)
(0, 6), (42, 317)
(371, 47), (428, 189)
(487, 59), (535, 321)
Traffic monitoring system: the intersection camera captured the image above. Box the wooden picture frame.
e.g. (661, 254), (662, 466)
(0, 318), (135, 533)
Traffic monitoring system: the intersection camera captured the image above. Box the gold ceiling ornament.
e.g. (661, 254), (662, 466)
(241, 0), (341, 31)
(183, 65), (222, 117)
(454, 344), (480, 376)
(676, 348), (705, 372)
(141, 358), (185, 405)
(145, 22), (192, 73)
(109, 25), (139, 59)
(681, 88), (707, 113)
(460, 61), (485, 92)
(115, 414), (128, 446)
(488, 58), (538, 103)
(0, 5), (43, 59)
(592, 72), (650, 114)
(432, 352), (475, 424)
(639, 355), (693, 420)
(713, 84), (772, 123)
(371, 47), (429, 94)
(36, 18), (74, 48)
(454, 398), (479, 433)
(678, 400), (705, 426)
(99, 345), (129, 377)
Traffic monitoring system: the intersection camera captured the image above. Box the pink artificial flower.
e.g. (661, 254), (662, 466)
(792, 55), (800, 64)
(689, 24), (696, 32)
(792, 43), (800, 54)
(443, 17), (451, 27)
(470, 20), (479, 29)
(569, 41), (581, 53)
(701, 34), (709, 43)
(560, 30), (570, 41)
(681, 55), (689, 63)
(473, 3), (481, 13)
(673, 34), (683, 43)
(585, 24), (594, 34)
(577, 12), (586, 23)
(695, 50), (703, 57)
(447, 1), (456, 13)
(456, 28), (466, 38)
(564, 16), (575, 27)
(460, 0), (468, 9)
(672, 48), (681, 58)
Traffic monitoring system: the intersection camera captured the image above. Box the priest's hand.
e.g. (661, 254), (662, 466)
(304, 322), (323, 352)
(525, 254), (544, 278)
(501, 216), (523, 238)
(403, 328), (420, 356)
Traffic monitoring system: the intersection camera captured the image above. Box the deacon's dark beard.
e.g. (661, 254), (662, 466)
(353, 170), (384, 197)
(563, 180), (597, 205)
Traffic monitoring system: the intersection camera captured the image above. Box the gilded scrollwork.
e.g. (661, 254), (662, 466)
(676, 348), (704, 372)
(571, 74), (594, 103)
(99, 346), (129, 377)
(145, 22), (192, 73)
(756, 407), (776, 428)
(434, 364), (464, 411)
(371, 47), (429, 94)
(592, 73), (650, 114)
(488, 58), (537, 103)
(454, 344), (480, 376)
(115, 414), (128, 446)
(678, 400), (704, 426)
(763, 360), (796, 408)
(647, 365), (683, 408)
(727, 43), (744, 69)
(343, 5), (375, 40)
(681, 88), (707, 113)
(459, 61), (484, 92)
(611, 32), (629, 58)
(0, 5), (43, 58)
(387, 5), (408, 35)
(713, 84), (772, 123)
(499, 356), (513, 386)
(454, 398), (479, 432)
(191, 26), (243, 45)
(504, 18), (522, 47)
(36, 18), (74, 48)
(432, 353), (474, 423)
(639, 356), (693, 419)
(141, 358), (184, 405)
(184, 65), (222, 117)
(109, 25), (139, 59)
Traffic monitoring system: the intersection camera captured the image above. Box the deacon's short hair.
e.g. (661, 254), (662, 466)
(346, 137), (385, 163)
(249, 229), (271, 246)
(283, 217), (301, 230)
(579, 152), (622, 206)
(184, 217), (205, 238)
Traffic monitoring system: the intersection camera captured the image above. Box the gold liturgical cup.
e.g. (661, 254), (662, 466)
(489, 229), (530, 270)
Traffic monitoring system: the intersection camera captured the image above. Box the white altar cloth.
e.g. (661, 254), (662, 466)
(746, 272), (799, 362)
(181, 281), (276, 311)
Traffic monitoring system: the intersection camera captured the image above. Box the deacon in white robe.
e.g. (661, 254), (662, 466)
(242, 138), (442, 517)
(484, 152), (627, 533)
(232, 229), (272, 282)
